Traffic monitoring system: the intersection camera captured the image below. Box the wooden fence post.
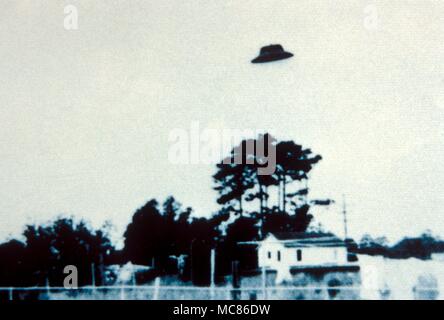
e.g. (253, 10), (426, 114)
(153, 277), (160, 300)
(120, 283), (125, 300)
(46, 278), (50, 299)
(231, 261), (241, 300)
(210, 249), (215, 300)
(262, 266), (267, 300)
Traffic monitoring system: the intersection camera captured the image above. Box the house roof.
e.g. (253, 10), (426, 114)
(265, 232), (346, 248)
(271, 232), (334, 241)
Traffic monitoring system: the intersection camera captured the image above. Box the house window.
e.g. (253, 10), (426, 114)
(267, 251), (271, 259)
(296, 249), (302, 261)
(277, 251), (281, 261)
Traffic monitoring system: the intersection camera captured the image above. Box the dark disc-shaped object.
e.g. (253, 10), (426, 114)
(251, 44), (293, 63)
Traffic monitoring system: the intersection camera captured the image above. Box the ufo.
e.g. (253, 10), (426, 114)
(251, 44), (293, 63)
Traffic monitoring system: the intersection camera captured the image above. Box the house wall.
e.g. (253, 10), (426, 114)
(258, 239), (285, 269)
(258, 242), (348, 269)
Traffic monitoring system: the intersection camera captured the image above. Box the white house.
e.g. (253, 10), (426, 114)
(258, 233), (359, 274)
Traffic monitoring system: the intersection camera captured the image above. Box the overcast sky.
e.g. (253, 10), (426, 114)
(0, 0), (443, 245)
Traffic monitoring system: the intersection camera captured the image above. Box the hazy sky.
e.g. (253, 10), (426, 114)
(0, 0), (443, 245)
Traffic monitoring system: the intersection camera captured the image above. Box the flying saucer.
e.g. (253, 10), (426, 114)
(251, 44), (293, 63)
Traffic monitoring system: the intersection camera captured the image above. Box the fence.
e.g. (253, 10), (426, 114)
(0, 283), (440, 300)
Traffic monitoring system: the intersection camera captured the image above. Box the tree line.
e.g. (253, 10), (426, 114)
(0, 133), (440, 289)
(1, 133), (327, 287)
(355, 232), (444, 260)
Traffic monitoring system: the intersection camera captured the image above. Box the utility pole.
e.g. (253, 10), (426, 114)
(342, 194), (348, 240)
